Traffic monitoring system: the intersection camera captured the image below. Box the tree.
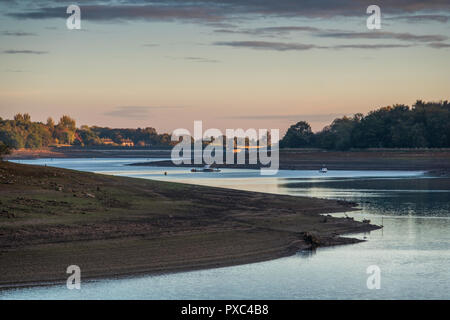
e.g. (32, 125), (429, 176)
(14, 113), (24, 122)
(47, 117), (55, 131)
(0, 130), (25, 149)
(322, 116), (357, 150)
(0, 142), (12, 160)
(23, 113), (31, 122)
(58, 115), (76, 131)
(280, 101), (450, 150)
(25, 132), (42, 148)
(77, 127), (101, 146)
(55, 115), (77, 144)
(280, 121), (313, 148)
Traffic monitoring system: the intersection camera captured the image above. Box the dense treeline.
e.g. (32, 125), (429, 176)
(84, 126), (174, 147)
(0, 114), (174, 149)
(0, 114), (75, 149)
(280, 100), (450, 150)
(1, 100), (449, 151)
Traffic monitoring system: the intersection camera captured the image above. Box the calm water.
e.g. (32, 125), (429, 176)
(2, 158), (449, 299)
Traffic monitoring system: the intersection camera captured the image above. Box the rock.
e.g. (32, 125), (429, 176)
(303, 232), (322, 247)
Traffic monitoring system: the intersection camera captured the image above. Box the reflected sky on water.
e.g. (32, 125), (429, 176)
(2, 158), (449, 299)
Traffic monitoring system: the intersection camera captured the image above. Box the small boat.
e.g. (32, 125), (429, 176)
(319, 166), (328, 173)
(191, 165), (221, 173)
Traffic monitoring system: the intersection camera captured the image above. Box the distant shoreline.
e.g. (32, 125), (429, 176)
(129, 149), (450, 172)
(7, 147), (450, 172)
(6, 147), (173, 160)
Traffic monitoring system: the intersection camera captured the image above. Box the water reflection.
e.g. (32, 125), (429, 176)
(2, 158), (449, 299)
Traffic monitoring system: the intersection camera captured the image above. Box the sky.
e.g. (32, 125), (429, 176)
(0, 0), (449, 134)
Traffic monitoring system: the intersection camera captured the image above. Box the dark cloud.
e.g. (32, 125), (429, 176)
(214, 41), (411, 51)
(8, 4), (224, 23)
(166, 55), (220, 63)
(215, 26), (320, 36)
(6, 1), (450, 22)
(332, 44), (412, 49)
(214, 29), (248, 35)
(183, 56), (220, 63)
(1, 31), (37, 36)
(428, 42), (450, 48)
(2, 50), (48, 54)
(222, 113), (349, 123)
(215, 41), (318, 51)
(4, 1), (449, 53)
(317, 31), (447, 43)
(215, 26), (448, 48)
(3, 69), (28, 73)
(105, 106), (183, 119)
(223, 113), (346, 121)
(387, 14), (450, 23)
(257, 26), (321, 33)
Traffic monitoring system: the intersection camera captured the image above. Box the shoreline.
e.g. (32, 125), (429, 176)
(0, 161), (379, 289)
(5, 147), (173, 160)
(128, 149), (450, 172)
(0, 228), (369, 292)
(6, 148), (450, 170)
(1, 224), (376, 291)
(7, 147), (450, 172)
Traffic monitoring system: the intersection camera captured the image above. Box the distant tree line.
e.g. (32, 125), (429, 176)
(0, 114), (69, 149)
(280, 100), (450, 150)
(1, 100), (449, 151)
(0, 114), (175, 149)
(79, 126), (175, 147)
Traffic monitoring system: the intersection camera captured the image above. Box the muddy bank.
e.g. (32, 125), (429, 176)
(6, 147), (172, 160)
(0, 161), (380, 288)
(130, 149), (450, 171)
(8, 148), (450, 172)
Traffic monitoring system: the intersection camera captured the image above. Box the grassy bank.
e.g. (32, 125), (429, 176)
(0, 161), (379, 288)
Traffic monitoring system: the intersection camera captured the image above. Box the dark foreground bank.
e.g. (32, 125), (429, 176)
(0, 161), (380, 288)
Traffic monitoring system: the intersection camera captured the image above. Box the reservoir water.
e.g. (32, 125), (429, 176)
(1, 158), (449, 299)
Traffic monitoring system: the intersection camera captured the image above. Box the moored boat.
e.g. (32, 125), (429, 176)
(191, 165), (221, 172)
